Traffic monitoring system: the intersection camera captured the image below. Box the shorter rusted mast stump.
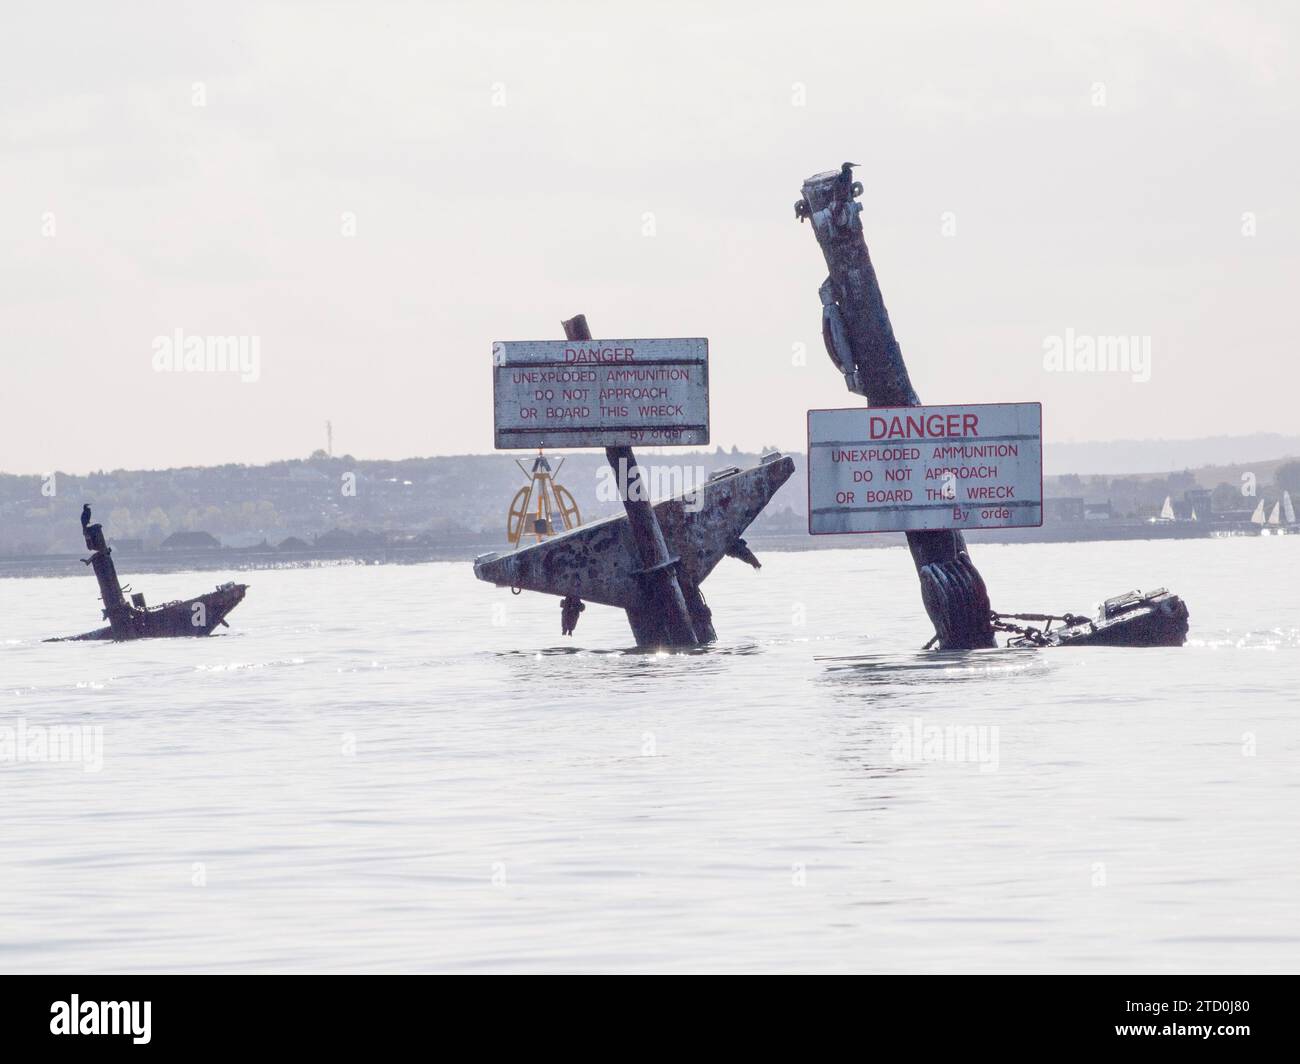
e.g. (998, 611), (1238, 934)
(560, 314), (706, 648)
(80, 508), (131, 637)
(796, 166), (995, 650)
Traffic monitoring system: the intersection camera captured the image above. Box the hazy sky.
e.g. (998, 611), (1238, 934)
(2, 0), (1295, 474)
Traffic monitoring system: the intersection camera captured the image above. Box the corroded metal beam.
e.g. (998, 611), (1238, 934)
(796, 165), (995, 649)
(474, 454), (795, 614)
(561, 314), (701, 647)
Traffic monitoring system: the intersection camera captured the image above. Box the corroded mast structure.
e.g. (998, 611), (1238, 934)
(795, 164), (1189, 650)
(796, 165), (995, 649)
(48, 506), (248, 641)
(475, 314), (793, 648)
(564, 314), (703, 647)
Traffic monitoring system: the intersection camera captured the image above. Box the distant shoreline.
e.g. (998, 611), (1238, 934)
(0, 521), (1271, 580)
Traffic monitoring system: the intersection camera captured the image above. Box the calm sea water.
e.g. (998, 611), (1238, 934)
(1, 538), (1297, 973)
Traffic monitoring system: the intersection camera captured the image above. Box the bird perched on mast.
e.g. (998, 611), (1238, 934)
(837, 161), (859, 195)
(798, 162), (862, 222)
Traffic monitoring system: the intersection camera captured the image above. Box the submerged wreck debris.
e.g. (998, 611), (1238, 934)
(992, 590), (1190, 648)
(476, 314), (793, 648)
(475, 449), (794, 642)
(796, 163), (1189, 649)
(47, 506), (247, 642)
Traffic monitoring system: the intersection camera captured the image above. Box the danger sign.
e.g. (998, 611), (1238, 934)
(492, 338), (709, 449)
(807, 402), (1043, 534)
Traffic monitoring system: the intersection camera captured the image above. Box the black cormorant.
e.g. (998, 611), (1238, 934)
(837, 162), (860, 199)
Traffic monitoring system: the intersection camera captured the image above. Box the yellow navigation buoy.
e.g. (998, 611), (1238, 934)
(507, 450), (581, 547)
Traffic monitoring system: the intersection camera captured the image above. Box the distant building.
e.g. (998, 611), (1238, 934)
(314, 528), (385, 550)
(159, 530), (221, 550)
(1216, 509), (1256, 524)
(1159, 496), (1200, 521)
(314, 528), (356, 550)
(1084, 501), (1113, 521)
(1184, 488), (1213, 517)
(1045, 497), (1086, 522)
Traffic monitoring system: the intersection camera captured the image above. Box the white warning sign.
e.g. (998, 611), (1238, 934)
(807, 402), (1043, 534)
(492, 338), (709, 449)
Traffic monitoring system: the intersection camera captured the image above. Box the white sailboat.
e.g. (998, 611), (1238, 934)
(1159, 496), (1175, 521)
(1259, 497), (1292, 536)
(1284, 491), (1296, 526)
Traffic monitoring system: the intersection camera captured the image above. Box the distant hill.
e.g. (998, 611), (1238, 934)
(1045, 434), (1300, 476)
(0, 448), (804, 556)
(4, 434), (1298, 556)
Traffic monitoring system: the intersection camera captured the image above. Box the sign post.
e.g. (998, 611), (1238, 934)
(489, 315), (713, 649)
(559, 315), (705, 647)
(808, 402), (1043, 535)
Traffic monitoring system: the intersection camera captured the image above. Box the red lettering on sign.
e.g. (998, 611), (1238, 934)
(868, 413), (981, 439)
